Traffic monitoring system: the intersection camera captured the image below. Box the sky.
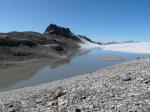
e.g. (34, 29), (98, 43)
(0, 0), (150, 42)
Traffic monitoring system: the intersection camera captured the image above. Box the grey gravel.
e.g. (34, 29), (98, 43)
(0, 58), (150, 112)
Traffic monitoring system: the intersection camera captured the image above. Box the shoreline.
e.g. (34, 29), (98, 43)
(0, 58), (150, 111)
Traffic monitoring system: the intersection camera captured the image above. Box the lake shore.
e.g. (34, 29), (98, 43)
(0, 57), (150, 111)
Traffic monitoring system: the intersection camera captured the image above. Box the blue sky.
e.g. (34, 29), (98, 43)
(0, 0), (150, 42)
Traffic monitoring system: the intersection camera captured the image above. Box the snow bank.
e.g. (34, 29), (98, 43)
(102, 42), (150, 54)
(79, 40), (150, 54)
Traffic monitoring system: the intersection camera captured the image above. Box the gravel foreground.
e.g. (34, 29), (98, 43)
(0, 58), (150, 112)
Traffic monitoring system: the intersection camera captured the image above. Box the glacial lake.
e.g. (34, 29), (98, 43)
(0, 48), (150, 91)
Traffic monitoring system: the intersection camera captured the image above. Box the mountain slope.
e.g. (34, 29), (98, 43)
(0, 24), (93, 69)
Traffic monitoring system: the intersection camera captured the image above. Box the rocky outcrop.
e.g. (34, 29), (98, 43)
(0, 37), (37, 47)
(44, 24), (81, 41)
(0, 32), (47, 45)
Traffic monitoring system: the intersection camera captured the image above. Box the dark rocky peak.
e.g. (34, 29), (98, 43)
(45, 24), (72, 35)
(44, 24), (80, 41)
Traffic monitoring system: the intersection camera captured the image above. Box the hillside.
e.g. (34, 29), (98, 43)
(0, 24), (92, 69)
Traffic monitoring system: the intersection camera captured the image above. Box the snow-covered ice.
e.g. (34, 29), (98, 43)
(79, 40), (150, 54)
(102, 42), (150, 53)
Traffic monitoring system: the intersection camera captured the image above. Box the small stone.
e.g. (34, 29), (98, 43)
(58, 98), (68, 107)
(36, 99), (42, 104)
(122, 75), (132, 81)
(111, 105), (116, 110)
(50, 87), (66, 101)
(80, 96), (86, 100)
(75, 108), (81, 112)
(47, 100), (58, 107)
(144, 79), (150, 84)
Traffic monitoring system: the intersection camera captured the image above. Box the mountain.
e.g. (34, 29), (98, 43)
(0, 24), (96, 48)
(0, 24), (95, 68)
(44, 24), (80, 41)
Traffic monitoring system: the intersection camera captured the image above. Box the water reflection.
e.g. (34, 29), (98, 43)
(0, 53), (74, 90)
(0, 65), (43, 89)
(0, 48), (149, 91)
